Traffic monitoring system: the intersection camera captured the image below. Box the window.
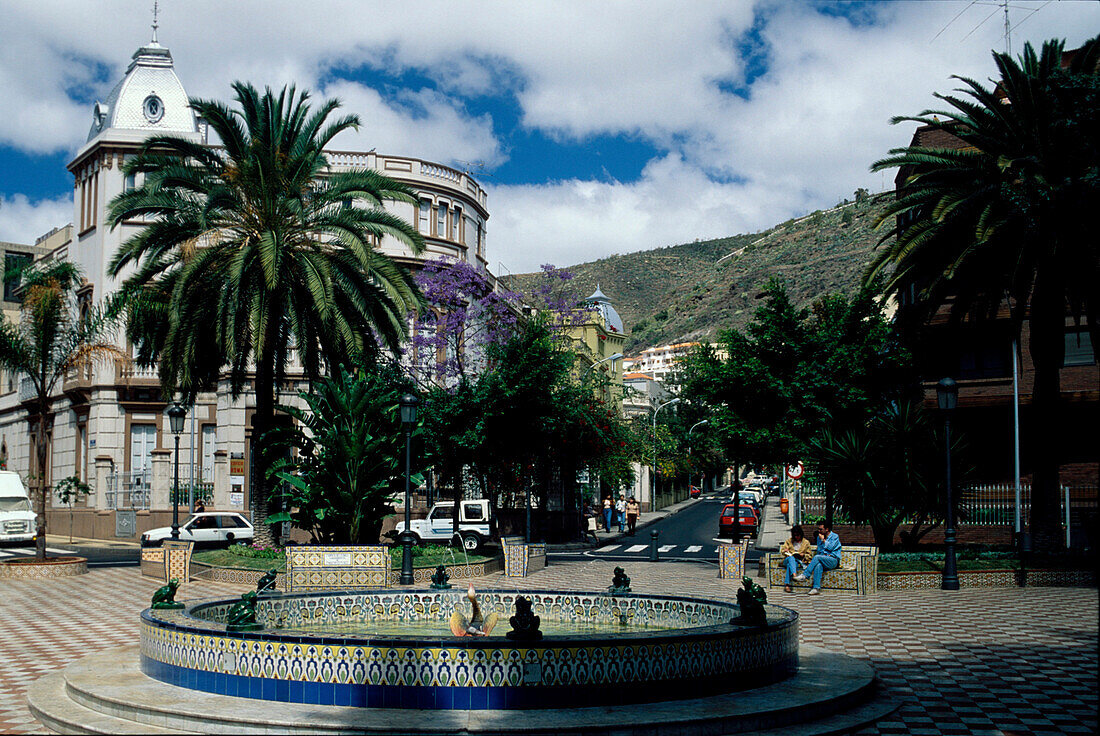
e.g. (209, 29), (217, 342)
(220, 515), (251, 529)
(129, 424), (157, 476)
(201, 425), (216, 481)
(430, 505), (454, 521)
(436, 203), (448, 238)
(3, 252), (32, 302)
(462, 502), (484, 521)
(418, 199), (431, 234)
(124, 173), (136, 192)
(1064, 328), (1096, 366)
(452, 207), (461, 242)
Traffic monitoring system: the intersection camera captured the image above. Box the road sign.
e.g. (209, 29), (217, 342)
(786, 462), (804, 480)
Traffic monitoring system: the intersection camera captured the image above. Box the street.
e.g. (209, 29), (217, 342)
(551, 488), (765, 564)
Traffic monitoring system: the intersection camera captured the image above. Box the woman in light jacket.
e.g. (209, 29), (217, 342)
(780, 524), (812, 593)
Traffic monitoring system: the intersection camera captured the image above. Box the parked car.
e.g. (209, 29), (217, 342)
(0, 471), (35, 545)
(141, 512), (254, 548)
(689, 486), (702, 498)
(392, 500), (493, 551)
(718, 504), (758, 539)
(736, 489), (763, 509)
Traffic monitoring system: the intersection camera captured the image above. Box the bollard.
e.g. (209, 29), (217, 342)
(649, 530), (660, 562)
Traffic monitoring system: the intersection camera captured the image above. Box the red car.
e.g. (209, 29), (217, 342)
(718, 504), (758, 539)
(689, 486), (702, 498)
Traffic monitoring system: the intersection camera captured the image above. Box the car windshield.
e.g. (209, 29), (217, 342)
(0, 497), (31, 513)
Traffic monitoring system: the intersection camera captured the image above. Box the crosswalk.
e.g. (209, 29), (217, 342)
(0, 546), (74, 558)
(589, 541), (747, 558)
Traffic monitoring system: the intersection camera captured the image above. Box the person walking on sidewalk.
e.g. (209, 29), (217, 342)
(780, 525), (812, 593)
(602, 495), (613, 532)
(626, 497), (640, 535)
(795, 521), (842, 595)
(615, 494), (627, 533)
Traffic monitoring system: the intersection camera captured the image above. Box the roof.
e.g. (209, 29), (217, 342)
(87, 41), (196, 143)
(623, 372), (655, 381)
(584, 284), (623, 333)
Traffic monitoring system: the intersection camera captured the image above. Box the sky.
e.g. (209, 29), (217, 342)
(0, 1), (1096, 275)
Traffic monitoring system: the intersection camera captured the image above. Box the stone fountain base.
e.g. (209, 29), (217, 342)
(28, 645), (894, 735)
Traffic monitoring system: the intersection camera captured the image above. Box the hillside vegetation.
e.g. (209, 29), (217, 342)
(505, 192), (893, 354)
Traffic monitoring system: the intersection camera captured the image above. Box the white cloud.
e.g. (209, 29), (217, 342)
(0, 194), (72, 245)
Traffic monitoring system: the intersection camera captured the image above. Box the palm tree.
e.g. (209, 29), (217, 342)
(107, 83), (425, 543)
(0, 262), (125, 560)
(866, 37), (1099, 550)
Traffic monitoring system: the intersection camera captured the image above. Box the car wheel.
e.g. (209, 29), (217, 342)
(226, 532), (235, 542)
(461, 533), (481, 552)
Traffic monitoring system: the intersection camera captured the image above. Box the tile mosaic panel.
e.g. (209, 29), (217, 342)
(285, 545), (391, 592)
(718, 541), (749, 579)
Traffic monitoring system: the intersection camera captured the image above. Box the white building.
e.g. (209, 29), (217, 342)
(0, 32), (493, 540)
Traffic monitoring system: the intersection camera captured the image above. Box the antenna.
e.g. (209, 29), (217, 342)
(458, 161), (494, 178)
(151, 0), (160, 44)
(1002, 0), (1011, 56)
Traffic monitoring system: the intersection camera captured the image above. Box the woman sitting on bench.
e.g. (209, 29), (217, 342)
(795, 521), (842, 595)
(780, 525), (812, 593)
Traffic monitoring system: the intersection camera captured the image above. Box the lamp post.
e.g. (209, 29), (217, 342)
(166, 402), (186, 540)
(937, 378), (960, 591)
(652, 398), (680, 509)
(398, 393), (418, 585)
(688, 420), (709, 497)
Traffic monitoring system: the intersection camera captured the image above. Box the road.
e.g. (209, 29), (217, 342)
(551, 488), (764, 565)
(0, 541), (139, 567)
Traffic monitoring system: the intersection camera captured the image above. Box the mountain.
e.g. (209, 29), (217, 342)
(503, 192), (892, 354)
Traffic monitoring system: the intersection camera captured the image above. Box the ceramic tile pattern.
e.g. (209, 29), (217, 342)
(718, 540), (749, 579)
(767, 544), (879, 594)
(0, 561), (1095, 734)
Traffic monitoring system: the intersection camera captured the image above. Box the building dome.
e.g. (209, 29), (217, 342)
(585, 284), (623, 334)
(87, 39), (196, 142)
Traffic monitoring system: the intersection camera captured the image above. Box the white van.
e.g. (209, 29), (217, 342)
(0, 471), (36, 544)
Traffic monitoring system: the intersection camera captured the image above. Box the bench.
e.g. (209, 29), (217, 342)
(766, 544), (878, 595)
(718, 540), (750, 580)
(285, 545), (391, 592)
(500, 536), (547, 577)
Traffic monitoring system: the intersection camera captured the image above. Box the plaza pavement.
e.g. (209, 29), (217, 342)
(0, 561), (1095, 735)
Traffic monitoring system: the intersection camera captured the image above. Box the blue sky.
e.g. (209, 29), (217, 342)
(1, 1), (1097, 273)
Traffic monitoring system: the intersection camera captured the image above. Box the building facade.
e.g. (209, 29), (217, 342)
(0, 34), (494, 540)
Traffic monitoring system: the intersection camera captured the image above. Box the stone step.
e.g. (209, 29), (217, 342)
(31, 645), (896, 735)
(27, 672), (188, 735)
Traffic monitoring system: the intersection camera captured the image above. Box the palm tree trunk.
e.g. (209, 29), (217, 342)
(34, 406), (48, 561)
(250, 357), (276, 547)
(1028, 285), (1066, 551)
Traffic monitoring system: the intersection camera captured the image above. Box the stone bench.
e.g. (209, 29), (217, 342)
(500, 535), (547, 577)
(766, 544), (878, 595)
(285, 545), (391, 592)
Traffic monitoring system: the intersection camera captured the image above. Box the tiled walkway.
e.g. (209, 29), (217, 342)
(0, 562), (1095, 735)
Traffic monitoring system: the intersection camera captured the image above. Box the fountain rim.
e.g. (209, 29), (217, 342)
(143, 588), (798, 647)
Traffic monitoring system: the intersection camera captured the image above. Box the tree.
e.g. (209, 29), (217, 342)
(55, 476), (91, 544)
(867, 37), (1099, 550)
(107, 83), (425, 543)
(680, 279), (911, 470)
(0, 262), (125, 560)
(265, 365), (420, 545)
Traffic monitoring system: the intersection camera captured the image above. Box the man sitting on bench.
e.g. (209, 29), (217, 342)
(795, 520), (842, 596)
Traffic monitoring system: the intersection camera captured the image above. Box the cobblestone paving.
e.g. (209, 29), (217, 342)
(0, 561), (1095, 735)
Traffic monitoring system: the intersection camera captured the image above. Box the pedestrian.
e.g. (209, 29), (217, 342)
(602, 495), (613, 532)
(193, 499), (206, 515)
(615, 494), (626, 533)
(780, 524), (812, 593)
(626, 497), (640, 535)
(795, 520), (842, 595)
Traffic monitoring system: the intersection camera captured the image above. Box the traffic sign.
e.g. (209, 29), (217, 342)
(786, 462), (804, 480)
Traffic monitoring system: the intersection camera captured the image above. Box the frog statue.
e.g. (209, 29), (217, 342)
(505, 595), (543, 641)
(151, 578), (183, 610)
(256, 568), (279, 596)
(429, 564), (452, 589)
(730, 576), (768, 627)
(608, 566), (631, 594)
(226, 591), (263, 632)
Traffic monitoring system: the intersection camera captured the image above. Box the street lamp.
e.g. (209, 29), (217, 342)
(652, 398), (680, 509)
(399, 393), (418, 585)
(937, 377), (960, 591)
(166, 402), (186, 540)
(590, 352), (624, 371)
(688, 420), (709, 497)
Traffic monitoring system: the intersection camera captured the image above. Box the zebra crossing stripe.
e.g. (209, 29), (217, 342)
(625, 544), (648, 553)
(597, 545), (621, 553)
(658, 545), (674, 552)
(0, 550), (12, 558)
(685, 545), (702, 553)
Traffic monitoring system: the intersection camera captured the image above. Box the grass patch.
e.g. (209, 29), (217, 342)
(193, 545), (492, 573)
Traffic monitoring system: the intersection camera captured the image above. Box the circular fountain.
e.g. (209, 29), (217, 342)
(140, 589), (799, 710)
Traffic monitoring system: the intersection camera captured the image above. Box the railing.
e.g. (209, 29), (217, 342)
(105, 471), (151, 510)
(18, 376), (36, 402)
(119, 363), (158, 381)
(420, 161), (463, 184)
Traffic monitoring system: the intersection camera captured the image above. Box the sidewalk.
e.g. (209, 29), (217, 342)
(548, 495), (703, 552)
(755, 491), (791, 552)
(42, 534), (140, 549)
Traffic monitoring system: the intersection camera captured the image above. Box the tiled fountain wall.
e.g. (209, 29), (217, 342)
(140, 589), (799, 710)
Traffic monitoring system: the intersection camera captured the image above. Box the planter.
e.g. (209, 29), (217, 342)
(877, 567), (1095, 590)
(780, 498), (789, 515)
(0, 556), (88, 580)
